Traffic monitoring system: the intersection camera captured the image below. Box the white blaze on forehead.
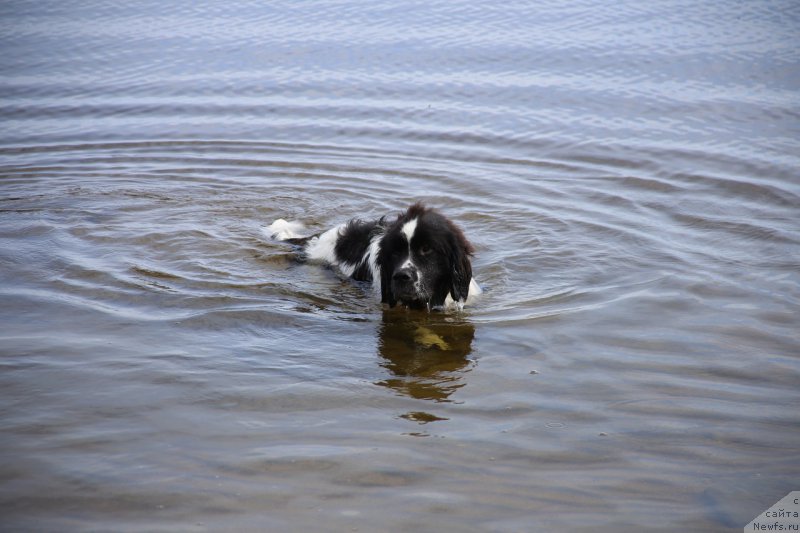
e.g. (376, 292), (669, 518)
(399, 217), (419, 270)
(400, 218), (418, 242)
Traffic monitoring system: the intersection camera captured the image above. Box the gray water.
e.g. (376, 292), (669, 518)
(1, 1), (799, 531)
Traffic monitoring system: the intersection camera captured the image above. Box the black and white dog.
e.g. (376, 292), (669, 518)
(268, 202), (481, 311)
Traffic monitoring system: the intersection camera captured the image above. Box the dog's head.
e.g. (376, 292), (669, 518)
(378, 203), (474, 310)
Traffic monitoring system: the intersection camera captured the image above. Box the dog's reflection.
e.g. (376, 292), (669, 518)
(376, 309), (475, 403)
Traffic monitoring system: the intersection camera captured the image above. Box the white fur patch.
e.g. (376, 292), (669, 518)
(400, 217), (418, 273)
(400, 258), (415, 270)
(306, 224), (345, 265)
(400, 218), (418, 242)
(266, 219), (307, 240)
(366, 234), (383, 295)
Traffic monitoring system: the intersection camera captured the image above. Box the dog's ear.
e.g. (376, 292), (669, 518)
(378, 251), (397, 307)
(448, 245), (473, 303)
(446, 221), (474, 303)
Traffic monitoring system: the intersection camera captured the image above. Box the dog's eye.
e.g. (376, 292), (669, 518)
(419, 245), (432, 256)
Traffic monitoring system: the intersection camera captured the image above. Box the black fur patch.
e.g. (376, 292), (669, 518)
(333, 218), (385, 281)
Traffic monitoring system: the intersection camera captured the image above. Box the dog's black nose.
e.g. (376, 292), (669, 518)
(392, 268), (418, 283)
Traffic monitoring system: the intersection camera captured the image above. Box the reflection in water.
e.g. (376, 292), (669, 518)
(376, 309), (475, 407)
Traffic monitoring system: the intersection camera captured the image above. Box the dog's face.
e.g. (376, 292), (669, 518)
(378, 204), (474, 310)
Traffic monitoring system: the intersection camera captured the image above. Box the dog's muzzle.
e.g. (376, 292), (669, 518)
(392, 267), (423, 304)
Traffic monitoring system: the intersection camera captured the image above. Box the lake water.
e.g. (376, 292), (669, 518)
(1, 1), (799, 531)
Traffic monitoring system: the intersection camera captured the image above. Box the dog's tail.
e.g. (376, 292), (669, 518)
(265, 218), (315, 246)
(267, 218), (306, 240)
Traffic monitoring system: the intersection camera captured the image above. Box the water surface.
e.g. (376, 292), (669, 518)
(1, 1), (799, 531)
